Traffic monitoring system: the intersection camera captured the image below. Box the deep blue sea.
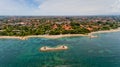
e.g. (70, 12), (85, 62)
(0, 32), (120, 67)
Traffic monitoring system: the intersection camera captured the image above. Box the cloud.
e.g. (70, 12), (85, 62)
(35, 0), (116, 15)
(0, 0), (120, 15)
(111, 0), (120, 12)
(0, 0), (27, 11)
(0, 0), (37, 15)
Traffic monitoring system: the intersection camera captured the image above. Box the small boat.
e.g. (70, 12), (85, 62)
(40, 45), (68, 52)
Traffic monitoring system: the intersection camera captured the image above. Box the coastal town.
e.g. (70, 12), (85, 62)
(0, 16), (120, 36)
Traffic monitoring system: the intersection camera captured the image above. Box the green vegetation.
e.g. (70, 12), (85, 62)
(0, 16), (120, 36)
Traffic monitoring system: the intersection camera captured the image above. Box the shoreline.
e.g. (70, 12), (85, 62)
(0, 34), (89, 40)
(89, 28), (120, 35)
(0, 28), (120, 40)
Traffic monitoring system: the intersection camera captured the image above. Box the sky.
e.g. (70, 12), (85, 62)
(0, 0), (120, 16)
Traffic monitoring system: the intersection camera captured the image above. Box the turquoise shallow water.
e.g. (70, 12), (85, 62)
(0, 32), (120, 67)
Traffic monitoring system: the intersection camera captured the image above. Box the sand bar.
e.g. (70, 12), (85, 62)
(40, 45), (68, 52)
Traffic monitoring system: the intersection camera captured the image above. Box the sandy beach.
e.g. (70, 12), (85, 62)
(0, 28), (120, 40)
(89, 28), (120, 35)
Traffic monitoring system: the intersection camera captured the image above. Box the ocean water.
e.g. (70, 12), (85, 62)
(0, 32), (120, 67)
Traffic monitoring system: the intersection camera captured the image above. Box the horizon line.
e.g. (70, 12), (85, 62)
(0, 14), (120, 17)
